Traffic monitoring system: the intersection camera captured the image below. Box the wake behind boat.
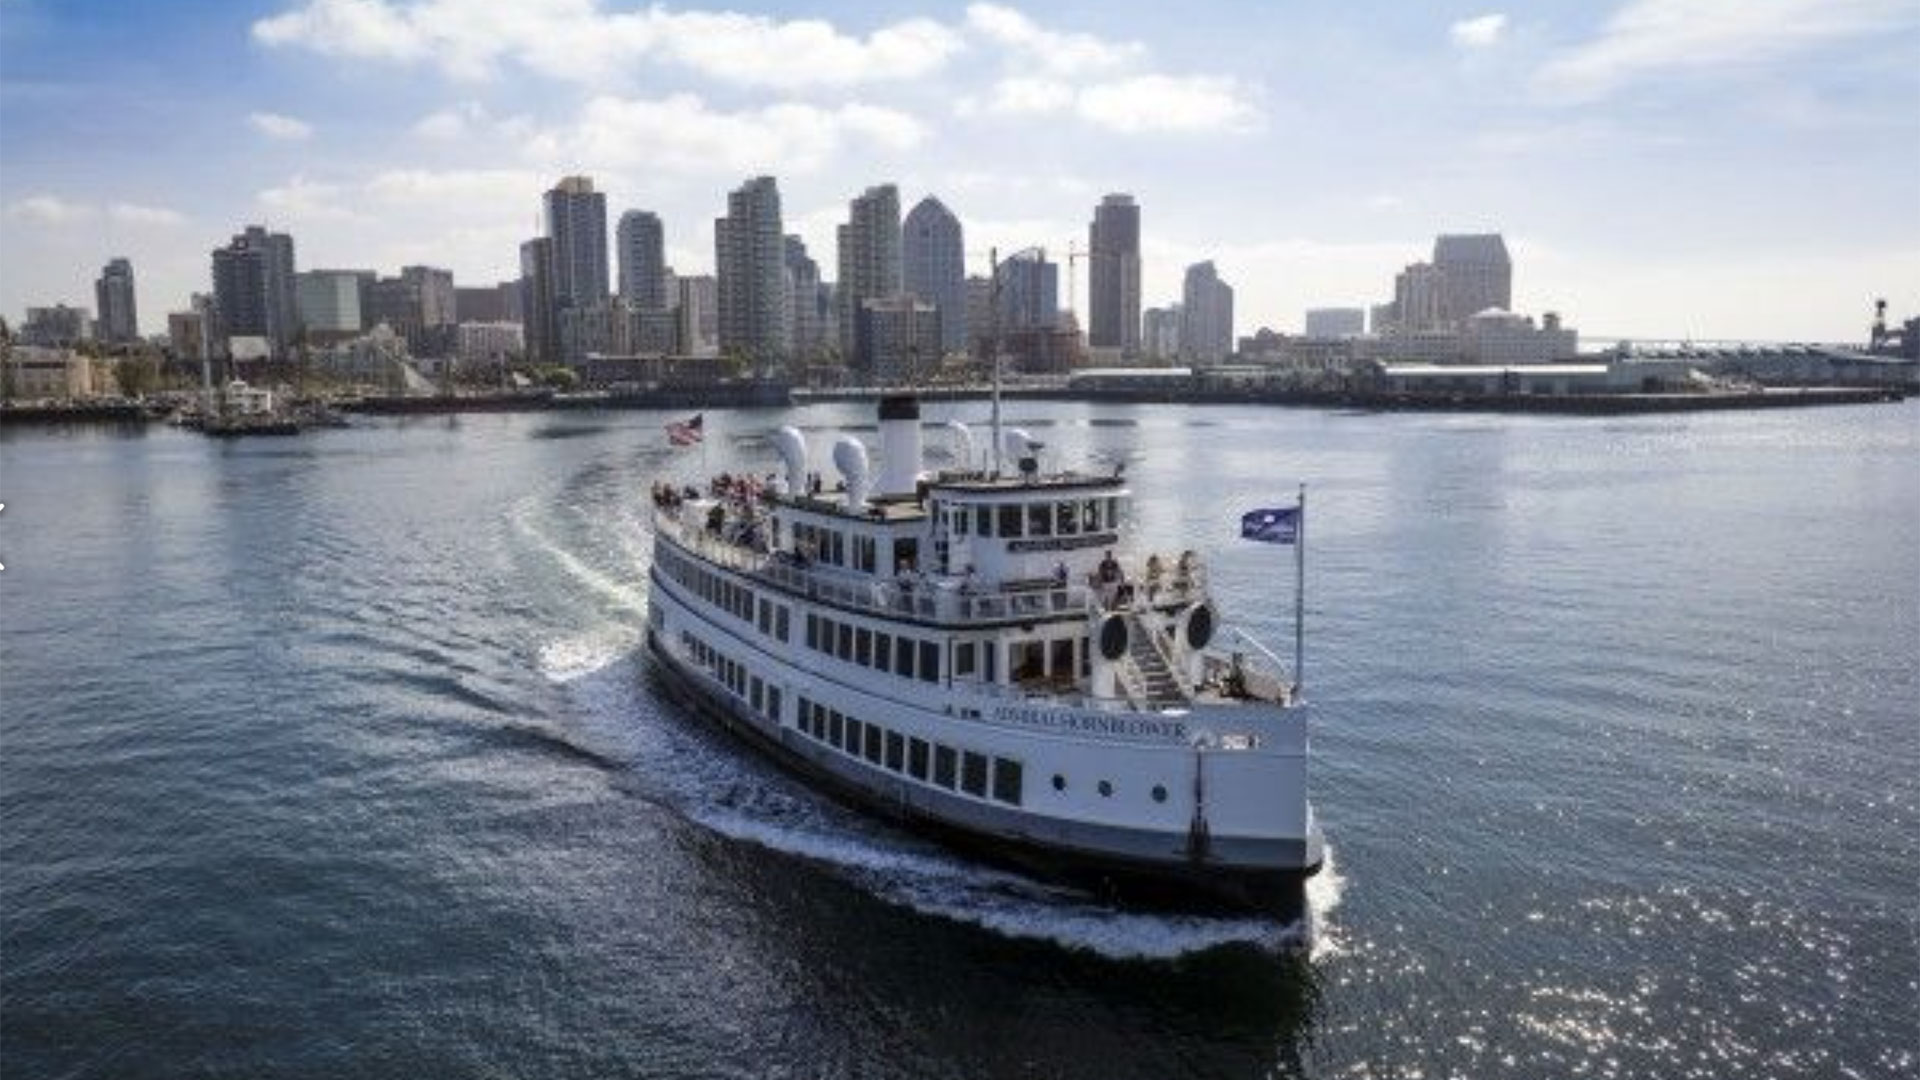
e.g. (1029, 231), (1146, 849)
(644, 396), (1322, 914)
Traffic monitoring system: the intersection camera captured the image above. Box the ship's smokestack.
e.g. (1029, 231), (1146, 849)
(876, 395), (922, 498)
(832, 435), (870, 512)
(771, 425), (807, 495)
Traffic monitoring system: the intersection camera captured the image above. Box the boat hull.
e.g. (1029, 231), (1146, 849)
(646, 627), (1319, 917)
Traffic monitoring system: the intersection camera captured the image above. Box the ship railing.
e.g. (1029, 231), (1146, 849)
(656, 510), (1098, 625)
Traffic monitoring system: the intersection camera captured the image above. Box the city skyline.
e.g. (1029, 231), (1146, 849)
(2, 0), (1917, 343)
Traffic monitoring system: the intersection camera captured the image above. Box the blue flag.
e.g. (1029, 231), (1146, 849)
(1241, 506), (1300, 544)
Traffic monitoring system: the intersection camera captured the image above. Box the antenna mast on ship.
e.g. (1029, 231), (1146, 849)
(989, 246), (1002, 476)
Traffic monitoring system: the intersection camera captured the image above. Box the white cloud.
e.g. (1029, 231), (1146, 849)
(973, 74), (1260, 134)
(1535, 0), (1914, 102)
(964, 3), (1143, 75)
(364, 168), (546, 205)
(257, 175), (364, 221)
(527, 93), (926, 176)
(1450, 13), (1508, 49)
(5, 195), (96, 224)
(253, 0), (961, 88)
(107, 203), (188, 226)
(249, 110), (314, 140)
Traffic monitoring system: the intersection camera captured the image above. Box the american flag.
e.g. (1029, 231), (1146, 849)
(666, 414), (704, 446)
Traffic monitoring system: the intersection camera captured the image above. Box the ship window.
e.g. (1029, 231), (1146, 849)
(1152, 784), (1167, 803)
(975, 506), (992, 536)
(1081, 499), (1099, 532)
(756, 600), (770, 634)
(1012, 640), (1044, 683)
(856, 627), (872, 667)
(984, 644), (997, 683)
(885, 731), (904, 772)
(828, 531), (845, 566)
(829, 711), (844, 746)
(896, 637), (916, 679)
(919, 641), (940, 683)
(992, 758), (1023, 806)
(1056, 502), (1076, 535)
(954, 508), (970, 537)
(1051, 773), (1066, 792)
(1027, 503), (1052, 537)
(1098, 780), (1113, 798)
(934, 745), (957, 788)
(961, 752), (989, 797)
(843, 717), (861, 754)
(775, 607), (789, 642)
(854, 535), (876, 573)
(806, 614), (819, 650)
(998, 505), (1022, 538)
(908, 738), (929, 780)
(1050, 638), (1074, 680)
(893, 538), (918, 574)
(750, 678), (763, 711)
(863, 724), (883, 764)
(874, 632), (892, 671)
(955, 642), (977, 677)
(837, 622), (853, 660)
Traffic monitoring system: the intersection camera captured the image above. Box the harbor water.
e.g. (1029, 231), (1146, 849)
(2, 401), (1915, 1078)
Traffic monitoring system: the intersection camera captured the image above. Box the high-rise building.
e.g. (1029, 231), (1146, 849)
(1392, 262), (1447, 333)
(715, 177), (786, 361)
(401, 266), (456, 327)
(676, 274), (719, 357)
(1180, 261), (1234, 362)
(856, 295), (941, 384)
(616, 211), (669, 311)
(168, 310), (206, 362)
(364, 276), (423, 346)
(1143, 305), (1181, 360)
(94, 258), (138, 344)
(519, 237), (558, 366)
(20, 304), (91, 347)
(836, 184), (902, 364)
(784, 236), (823, 360)
(1432, 233), (1511, 325)
(454, 285), (509, 324)
(296, 270), (372, 336)
(1304, 307), (1365, 338)
(963, 275), (992, 355)
(1088, 194), (1141, 356)
(544, 176), (609, 311)
(902, 196), (965, 354)
(210, 225), (297, 358)
(993, 250), (1058, 334)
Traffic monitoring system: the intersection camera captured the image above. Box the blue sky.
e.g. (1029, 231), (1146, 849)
(2, 0), (1916, 343)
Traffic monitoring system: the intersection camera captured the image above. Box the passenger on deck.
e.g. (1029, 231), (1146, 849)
(1097, 549), (1123, 607)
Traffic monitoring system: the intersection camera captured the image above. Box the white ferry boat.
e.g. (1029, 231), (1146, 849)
(645, 396), (1323, 913)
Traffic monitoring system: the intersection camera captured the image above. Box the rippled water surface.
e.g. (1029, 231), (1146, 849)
(3, 402), (1915, 1078)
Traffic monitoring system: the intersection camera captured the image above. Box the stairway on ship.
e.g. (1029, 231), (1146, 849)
(1124, 612), (1187, 709)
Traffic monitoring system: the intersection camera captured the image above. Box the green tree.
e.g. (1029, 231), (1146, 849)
(113, 354), (159, 398)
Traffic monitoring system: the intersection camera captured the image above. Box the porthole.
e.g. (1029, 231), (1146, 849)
(1051, 774), (1066, 792)
(1151, 784), (1168, 803)
(1097, 780), (1113, 798)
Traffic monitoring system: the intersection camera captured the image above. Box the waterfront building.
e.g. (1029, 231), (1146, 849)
(19, 304), (91, 347)
(456, 321), (523, 370)
(210, 225), (297, 359)
(1433, 233), (1512, 327)
(902, 196), (965, 354)
(784, 236), (824, 361)
(93, 258), (138, 344)
(1143, 305), (1181, 360)
(855, 294), (941, 384)
(544, 176), (610, 311)
(402, 266), (456, 328)
(1180, 261), (1234, 363)
(519, 238), (558, 366)
(837, 184), (903, 366)
(364, 276), (424, 347)
(715, 176), (787, 362)
(559, 301), (621, 365)
(1304, 307), (1364, 338)
(1460, 309), (1577, 365)
(3, 346), (98, 398)
(297, 270), (372, 337)
(1088, 194), (1141, 356)
(617, 210), (670, 311)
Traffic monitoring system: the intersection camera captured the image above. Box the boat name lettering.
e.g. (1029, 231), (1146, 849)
(993, 705), (1187, 741)
(1006, 532), (1118, 554)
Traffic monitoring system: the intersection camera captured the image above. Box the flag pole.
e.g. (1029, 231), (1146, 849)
(1294, 482), (1306, 699)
